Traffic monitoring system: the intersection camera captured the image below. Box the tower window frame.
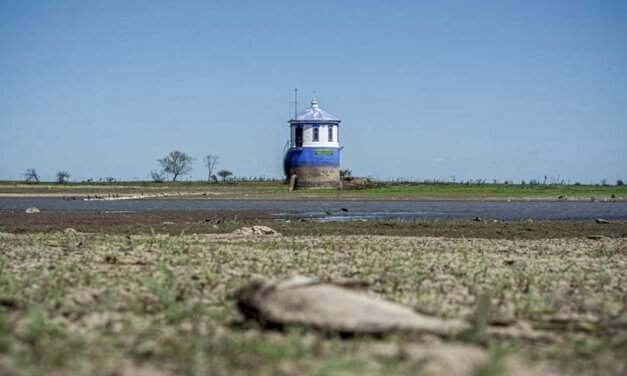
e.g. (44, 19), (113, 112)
(313, 126), (319, 142)
(328, 125), (333, 142)
(295, 126), (303, 147)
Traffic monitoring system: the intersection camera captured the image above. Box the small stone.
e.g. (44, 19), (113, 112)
(104, 254), (118, 264)
(587, 235), (608, 240)
(64, 227), (78, 234)
(233, 226), (281, 236)
(403, 343), (489, 376)
(0, 297), (20, 310)
(595, 218), (610, 224)
(25, 207), (40, 214)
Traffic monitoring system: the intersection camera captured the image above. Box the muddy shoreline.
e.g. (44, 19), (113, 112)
(2, 210), (626, 239)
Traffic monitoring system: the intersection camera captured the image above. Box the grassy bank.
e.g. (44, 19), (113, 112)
(360, 182), (627, 200)
(0, 231), (625, 375)
(1, 180), (626, 200)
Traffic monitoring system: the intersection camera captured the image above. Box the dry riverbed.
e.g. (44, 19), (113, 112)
(0, 230), (625, 375)
(2, 211), (627, 239)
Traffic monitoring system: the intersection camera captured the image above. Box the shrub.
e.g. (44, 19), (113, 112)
(339, 169), (352, 178)
(150, 170), (165, 183)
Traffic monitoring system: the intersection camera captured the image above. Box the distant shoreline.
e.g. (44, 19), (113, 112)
(0, 193), (624, 202)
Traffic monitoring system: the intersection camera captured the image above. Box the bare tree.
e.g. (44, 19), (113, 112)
(203, 154), (219, 182)
(24, 168), (40, 183)
(217, 169), (233, 182)
(56, 171), (70, 184)
(157, 150), (193, 182)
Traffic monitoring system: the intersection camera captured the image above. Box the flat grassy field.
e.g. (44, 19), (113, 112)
(1, 180), (625, 200)
(0, 229), (625, 375)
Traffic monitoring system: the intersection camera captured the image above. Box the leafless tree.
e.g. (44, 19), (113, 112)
(24, 168), (40, 183)
(157, 150), (193, 182)
(203, 154), (219, 182)
(56, 171), (70, 184)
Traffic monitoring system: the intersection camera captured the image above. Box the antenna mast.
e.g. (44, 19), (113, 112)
(294, 88), (298, 120)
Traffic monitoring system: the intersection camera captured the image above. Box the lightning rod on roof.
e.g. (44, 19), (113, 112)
(294, 88), (298, 120)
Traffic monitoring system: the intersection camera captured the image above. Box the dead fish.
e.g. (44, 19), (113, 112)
(235, 276), (468, 336)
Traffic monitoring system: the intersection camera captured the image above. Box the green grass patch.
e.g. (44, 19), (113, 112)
(1, 180), (625, 200)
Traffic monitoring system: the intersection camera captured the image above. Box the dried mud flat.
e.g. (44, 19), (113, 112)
(0, 230), (625, 376)
(2, 210), (627, 239)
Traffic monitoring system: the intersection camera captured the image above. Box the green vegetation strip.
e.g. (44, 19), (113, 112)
(1, 180), (626, 200)
(0, 232), (625, 375)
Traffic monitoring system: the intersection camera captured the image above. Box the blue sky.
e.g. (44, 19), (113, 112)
(1, 0), (625, 183)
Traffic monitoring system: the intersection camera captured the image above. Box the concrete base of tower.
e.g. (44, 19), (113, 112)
(289, 166), (340, 189)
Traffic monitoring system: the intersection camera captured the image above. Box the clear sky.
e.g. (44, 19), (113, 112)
(1, 0), (626, 183)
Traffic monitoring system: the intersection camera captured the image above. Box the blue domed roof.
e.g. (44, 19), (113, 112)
(290, 99), (340, 123)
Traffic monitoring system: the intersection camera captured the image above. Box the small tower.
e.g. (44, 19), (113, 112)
(283, 99), (342, 188)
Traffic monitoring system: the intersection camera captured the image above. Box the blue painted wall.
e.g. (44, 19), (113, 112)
(284, 147), (341, 176)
